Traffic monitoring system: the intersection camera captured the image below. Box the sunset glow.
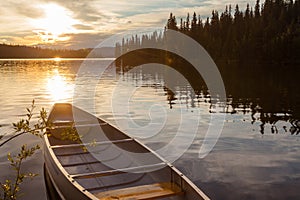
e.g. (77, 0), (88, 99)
(31, 3), (77, 42)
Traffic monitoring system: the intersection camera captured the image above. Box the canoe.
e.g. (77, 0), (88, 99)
(43, 103), (210, 200)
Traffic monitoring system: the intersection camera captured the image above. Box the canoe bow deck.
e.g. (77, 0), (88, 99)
(44, 103), (210, 200)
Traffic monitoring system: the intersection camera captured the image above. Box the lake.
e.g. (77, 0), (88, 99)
(0, 59), (299, 199)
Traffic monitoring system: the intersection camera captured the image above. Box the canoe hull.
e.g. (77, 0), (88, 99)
(44, 103), (210, 200)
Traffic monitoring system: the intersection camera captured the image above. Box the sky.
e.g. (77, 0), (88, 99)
(0, 0), (254, 49)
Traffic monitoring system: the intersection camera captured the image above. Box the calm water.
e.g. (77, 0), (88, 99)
(0, 59), (299, 199)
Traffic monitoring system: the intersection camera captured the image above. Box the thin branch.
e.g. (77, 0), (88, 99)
(0, 132), (25, 148)
(0, 127), (46, 148)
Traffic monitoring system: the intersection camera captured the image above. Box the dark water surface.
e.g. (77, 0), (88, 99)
(0, 59), (299, 199)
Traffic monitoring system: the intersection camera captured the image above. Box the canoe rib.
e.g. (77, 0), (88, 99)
(71, 162), (166, 179)
(94, 182), (183, 200)
(62, 160), (101, 167)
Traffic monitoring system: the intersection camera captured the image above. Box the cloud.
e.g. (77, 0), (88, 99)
(0, 0), (257, 48)
(0, 0), (44, 18)
(72, 24), (94, 31)
(59, 32), (112, 49)
(39, 0), (107, 23)
(14, 4), (45, 18)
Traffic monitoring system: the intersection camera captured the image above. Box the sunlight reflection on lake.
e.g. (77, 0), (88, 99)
(46, 69), (74, 102)
(0, 59), (299, 200)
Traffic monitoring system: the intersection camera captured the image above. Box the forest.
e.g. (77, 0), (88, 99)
(115, 0), (300, 122)
(167, 0), (300, 63)
(116, 0), (300, 64)
(0, 44), (117, 58)
(0, 44), (91, 58)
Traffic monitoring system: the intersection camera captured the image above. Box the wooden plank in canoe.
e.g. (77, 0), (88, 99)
(95, 182), (183, 200)
(50, 138), (134, 149)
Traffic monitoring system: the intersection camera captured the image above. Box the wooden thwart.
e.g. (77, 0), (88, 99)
(51, 123), (108, 129)
(62, 160), (100, 167)
(95, 182), (183, 200)
(50, 138), (133, 149)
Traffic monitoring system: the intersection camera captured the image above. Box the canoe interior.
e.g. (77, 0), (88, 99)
(44, 103), (209, 200)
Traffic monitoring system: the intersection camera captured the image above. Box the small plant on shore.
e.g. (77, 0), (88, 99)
(0, 100), (48, 200)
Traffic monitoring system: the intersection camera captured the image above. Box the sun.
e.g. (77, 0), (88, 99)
(32, 3), (78, 42)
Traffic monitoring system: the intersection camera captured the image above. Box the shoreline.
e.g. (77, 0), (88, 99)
(0, 57), (115, 61)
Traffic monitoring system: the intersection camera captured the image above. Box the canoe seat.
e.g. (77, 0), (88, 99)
(94, 182), (183, 200)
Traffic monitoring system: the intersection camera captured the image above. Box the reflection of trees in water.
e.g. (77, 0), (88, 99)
(222, 61), (300, 135)
(115, 50), (299, 135)
(290, 120), (300, 135)
(163, 86), (176, 109)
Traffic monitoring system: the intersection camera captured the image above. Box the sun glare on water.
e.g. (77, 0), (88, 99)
(47, 69), (74, 102)
(53, 57), (62, 62)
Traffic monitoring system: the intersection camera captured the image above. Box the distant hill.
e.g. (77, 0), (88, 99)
(87, 47), (116, 58)
(0, 44), (115, 58)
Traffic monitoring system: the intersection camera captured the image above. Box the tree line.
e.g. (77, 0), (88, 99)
(0, 44), (90, 58)
(168, 0), (300, 63)
(117, 0), (300, 64)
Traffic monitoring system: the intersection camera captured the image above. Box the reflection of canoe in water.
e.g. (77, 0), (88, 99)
(43, 103), (210, 200)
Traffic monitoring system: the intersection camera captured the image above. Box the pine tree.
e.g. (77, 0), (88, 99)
(167, 13), (178, 30)
(255, 0), (261, 18)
